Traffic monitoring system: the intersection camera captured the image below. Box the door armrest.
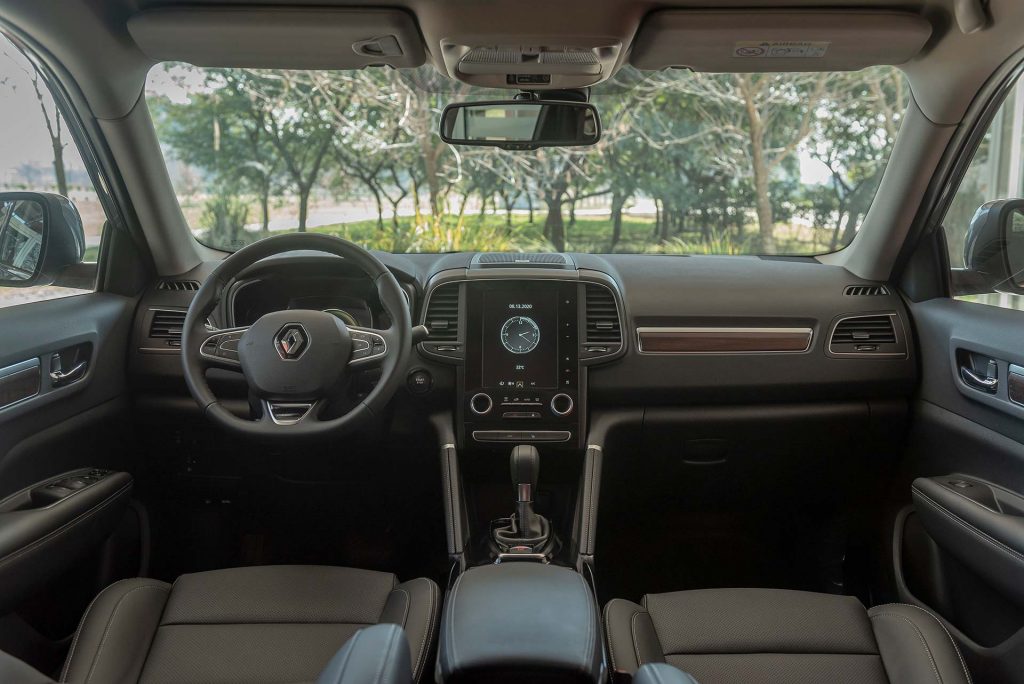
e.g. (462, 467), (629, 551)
(0, 469), (132, 612)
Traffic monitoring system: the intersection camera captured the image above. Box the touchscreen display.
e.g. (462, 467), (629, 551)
(481, 285), (558, 389)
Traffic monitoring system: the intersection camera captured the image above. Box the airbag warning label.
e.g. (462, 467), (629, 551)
(733, 41), (830, 58)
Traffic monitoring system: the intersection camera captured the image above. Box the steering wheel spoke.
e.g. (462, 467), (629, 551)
(260, 398), (323, 426)
(198, 326), (248, 370)
(347, 326), (392, 369)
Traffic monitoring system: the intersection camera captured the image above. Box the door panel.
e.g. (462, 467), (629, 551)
(902, 297), (1024, 681)
(0, 293), (134, 498)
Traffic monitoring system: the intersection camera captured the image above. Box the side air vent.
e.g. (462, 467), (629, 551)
(424, 284), (460, 342)
(827, 313), (907, 358)
(157, 279), (201, 292)
(583, 283), (623, 359)
(844, 284), (889, 297)
(473, 253), (572, 269)
(148, 309), (186, 342)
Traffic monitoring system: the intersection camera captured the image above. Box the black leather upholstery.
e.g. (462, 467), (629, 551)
(604, 588), (972, 684)
(0, 649), (56, 684)
(61, 565), (439, 684)
(437, 562), (603, 684)
(315, 623), (412, 684)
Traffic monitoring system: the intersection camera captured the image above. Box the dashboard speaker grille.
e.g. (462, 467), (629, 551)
(148, 309), (186, 340)
(476, 253), (569, 267)
(425, 284), (460, 341)
(584, 284), (621, 345)
(830, 315), (896, 346)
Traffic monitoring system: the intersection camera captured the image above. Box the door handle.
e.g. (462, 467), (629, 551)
(49, 355), (87, 387)
(960, 365), (998, 393)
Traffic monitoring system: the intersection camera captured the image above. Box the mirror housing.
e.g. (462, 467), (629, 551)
(0, 192), (85, 288)
(439, 100), (600, 150)
(963, 198), (1024, 295)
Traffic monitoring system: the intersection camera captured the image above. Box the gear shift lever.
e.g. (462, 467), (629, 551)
(511, 445), (541, 538)
(493, 444), (551, 553)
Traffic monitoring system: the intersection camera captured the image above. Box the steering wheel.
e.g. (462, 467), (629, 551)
(181, 233), (412, 438)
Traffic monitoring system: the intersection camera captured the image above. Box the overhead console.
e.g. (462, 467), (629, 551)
(419, 254), (625, 449)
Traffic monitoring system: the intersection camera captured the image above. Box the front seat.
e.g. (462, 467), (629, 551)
(604, 588), (971, 684)
(59, 565), (439, 684)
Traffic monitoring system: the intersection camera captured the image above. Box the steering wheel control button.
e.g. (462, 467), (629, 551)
(200, 330), (245, 365)
(469, 392), (493, 416)
(550, 393), (574, 416)
(349, 329), (387, 363)
(274, 324), (308, 360)
(407, 369), (433, 395)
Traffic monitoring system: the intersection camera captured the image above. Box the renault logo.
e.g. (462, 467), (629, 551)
(274, 324), (308, 360)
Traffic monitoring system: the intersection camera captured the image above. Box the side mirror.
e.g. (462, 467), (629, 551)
(0, 192), (85, 288)
(439, 100), (600, 150)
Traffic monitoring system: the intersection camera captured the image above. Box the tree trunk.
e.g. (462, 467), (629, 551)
(543, 192), (566, 251)
(527, 193), (535, 224)
(297, 186), (310, 232)
(51, 141), (67, 197)
(739, 76), (776, 253)
(260, 186), (270, 236)
(610, 191), (625, 250)
(658, 198), (670, 243)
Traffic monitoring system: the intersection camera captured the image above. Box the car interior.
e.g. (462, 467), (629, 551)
(1, 0), (1024, 683)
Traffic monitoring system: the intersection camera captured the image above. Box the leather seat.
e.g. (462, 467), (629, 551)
(604, 588), (972, 684)
(59, 565), (439, 684)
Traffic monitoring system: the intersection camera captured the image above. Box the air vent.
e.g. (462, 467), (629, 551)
(157, 279), (200, 292)
(828, 313), (907, 357)
(584, 283), (621, 346)
(844, 285), (889, 297)
(148, 309), (186, 340)
(473, 253), (572, 269)
(424, 284), (460, 342)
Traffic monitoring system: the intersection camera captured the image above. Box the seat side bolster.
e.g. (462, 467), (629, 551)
(380, 577), (439, 684)
(868, 603), (973, 684)
(61, 578), (171, 684)
(603, 598), (666, 677)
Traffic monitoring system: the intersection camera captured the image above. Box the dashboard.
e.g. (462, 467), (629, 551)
(130, 250), (918, 450)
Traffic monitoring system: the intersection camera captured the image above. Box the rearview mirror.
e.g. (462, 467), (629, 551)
(963, 198), (1024, 295)
(0, 192), (85, 287)
(439, 100), (600, 150)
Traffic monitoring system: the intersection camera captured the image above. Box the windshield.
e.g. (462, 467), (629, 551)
(145, 64), (905, 255)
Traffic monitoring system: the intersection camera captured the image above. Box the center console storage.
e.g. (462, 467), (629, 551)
(437, 562), (603, 684)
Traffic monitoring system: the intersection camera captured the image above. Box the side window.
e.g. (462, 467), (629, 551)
(0, 34), (106, 309)
(944, 78), (1024, 311)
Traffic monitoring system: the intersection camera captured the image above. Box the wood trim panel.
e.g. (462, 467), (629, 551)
(637, 327), (812, 354)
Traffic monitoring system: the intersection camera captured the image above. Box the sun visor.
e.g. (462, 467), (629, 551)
(127, 7), (425, 69)
(630, 10), (932, 72)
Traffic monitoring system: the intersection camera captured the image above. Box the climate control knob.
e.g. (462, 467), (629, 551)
(550, 393), (574, 416)
(469, 392), (493, 416)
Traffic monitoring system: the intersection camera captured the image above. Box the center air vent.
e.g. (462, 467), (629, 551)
(473, 253), (572, 269)
(148, 309), (186, 344)
(828, 313), (907, 358)
(424, 283), (460, 342)
(844, 285), (889, 296)
(583, 283), (622, 359)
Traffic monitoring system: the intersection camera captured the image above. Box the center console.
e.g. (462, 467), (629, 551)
(437, 561), (604, 684)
